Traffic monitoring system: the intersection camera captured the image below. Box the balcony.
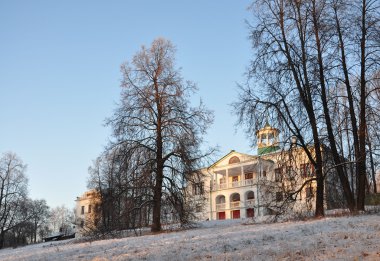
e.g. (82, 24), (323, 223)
(230, 201), (241, 209)
(215, 200), (255, 211)
(231, 181), (243, 188)
(212, 179), (255, 191)
(245, 199), (255, 207)
(244, 179), (255, 186)
(219, 183), (227, 189)
(216, 203), (226, 211)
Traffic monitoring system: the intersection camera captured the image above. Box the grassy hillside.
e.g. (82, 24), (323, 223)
(0, 213), (379, 260)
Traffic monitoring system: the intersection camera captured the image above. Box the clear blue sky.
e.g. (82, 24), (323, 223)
(0, 0), (255, 209)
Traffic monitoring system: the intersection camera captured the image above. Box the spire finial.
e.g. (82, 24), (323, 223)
(264, 111), (270, 128)
(264, 118), (270, 128)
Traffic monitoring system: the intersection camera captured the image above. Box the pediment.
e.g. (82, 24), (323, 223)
(210, 150), (257, 169)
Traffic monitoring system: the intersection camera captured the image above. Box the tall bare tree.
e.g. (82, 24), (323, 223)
(236, 0), (331, 217)
(106, 38), (213, 232)
(0, 152), (29, 248)
(238, 0), (379, 215)
(366, 71), (380, 193)
(331, 0), (380, 209)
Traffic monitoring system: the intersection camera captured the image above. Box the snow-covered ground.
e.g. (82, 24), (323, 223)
(1, 213), (379, 260)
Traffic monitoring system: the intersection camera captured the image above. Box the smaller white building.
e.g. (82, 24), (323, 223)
(75, 190), (100, 234)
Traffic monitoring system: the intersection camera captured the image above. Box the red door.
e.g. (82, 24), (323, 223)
(246, 208), (254, 218)
(218, 212), (226, 220)
(232, 210), (240, 219)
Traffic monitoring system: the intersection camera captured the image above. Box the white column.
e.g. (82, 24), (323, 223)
(257, 158), (261, 216)
(226, 169), (229, 188)
(213, 172), (217, 190)
(240, 166), (244, 186)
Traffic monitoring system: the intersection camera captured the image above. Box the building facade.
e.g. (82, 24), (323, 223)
(190, 123), (324, 221)
(76, 123), (344, 226)
(75, 190), (101, 234)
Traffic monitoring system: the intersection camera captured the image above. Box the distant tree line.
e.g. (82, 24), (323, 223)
(0, 152), (74, 249)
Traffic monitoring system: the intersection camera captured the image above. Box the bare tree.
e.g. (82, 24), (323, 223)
(236, 0), (331, 217)
(49, 205), (74, 235)
(105, 38), (213, 232)
(87, 146), (155, 235)
(238, 0), (379, 216)
(366, 74), (380, 193)
(0, 152), (29, 249)
(29, 199), (49, 243)
(330, 0), (380, 209)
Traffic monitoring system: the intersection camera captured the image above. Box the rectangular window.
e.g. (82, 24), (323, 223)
(245, 172), (253, 180)
(88, 205), (92, 213)
(300, 163), (315, 178)
(276, 192), (283, 202)
(286, 166), (294, 180)
(308, 164), (315, 177)
(306, 186), (313, 198)
(81, 206), (85, 215)
(275, 168), (282, 182)
(196, 204), (202, 213)
(192, 182), (204, 195)
(300, 164), (306, 178)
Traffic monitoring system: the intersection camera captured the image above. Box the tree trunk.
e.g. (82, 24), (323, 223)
(151, 76), (163, 232)
(367, 135), (377, 193)
(0, 230), (4, 249)
(357, 0), (368, 211)
(151, 172), (163, 232)
(315, 164), (324, 217)
(34, 221), (37, 243)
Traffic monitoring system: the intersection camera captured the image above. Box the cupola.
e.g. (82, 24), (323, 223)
(256, 121), (280, 155)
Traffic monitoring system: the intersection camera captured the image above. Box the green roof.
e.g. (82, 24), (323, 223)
(258, 145), (280, 155)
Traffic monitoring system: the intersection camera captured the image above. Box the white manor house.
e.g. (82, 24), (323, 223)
(189, 123), (340, 221)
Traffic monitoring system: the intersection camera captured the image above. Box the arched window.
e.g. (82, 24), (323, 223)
(246, 191), (255, 200)
(230, 193), (240, 202)
(229, 156), (240, 164)
(216, 195), (225, 204)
